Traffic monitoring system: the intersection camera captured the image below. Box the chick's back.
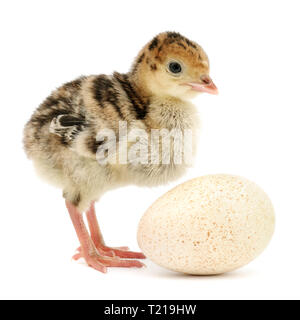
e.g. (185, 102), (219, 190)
(24, 73), (148, 160)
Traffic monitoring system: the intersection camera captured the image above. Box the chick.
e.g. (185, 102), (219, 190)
(23, 32), (217, 273)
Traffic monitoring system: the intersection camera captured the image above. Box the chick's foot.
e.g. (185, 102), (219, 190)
(75, 245), (146, 259)
(73, 250), (145, 272)
(67, 201), (145, 273)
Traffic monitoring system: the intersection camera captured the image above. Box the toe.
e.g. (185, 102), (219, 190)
(98, 245), (146, 259)
(100, 257), (145, 268)
(112, 246), (130, 251)
(86, 258), (107, 273)
(72, 253), (82, 261)
(111, 249), (146, 259)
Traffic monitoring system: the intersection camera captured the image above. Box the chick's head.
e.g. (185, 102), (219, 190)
(131, 32), (218, 100)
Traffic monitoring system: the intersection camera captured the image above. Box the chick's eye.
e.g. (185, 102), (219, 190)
(168, 62), (182, 74)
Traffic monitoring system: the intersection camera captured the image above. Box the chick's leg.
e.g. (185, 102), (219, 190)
(66, 201), (144, 272)
(84, 202), (125, 257)
(66, 200), (107, 273)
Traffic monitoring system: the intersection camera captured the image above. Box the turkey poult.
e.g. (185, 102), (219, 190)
(23, 32), (218, 273)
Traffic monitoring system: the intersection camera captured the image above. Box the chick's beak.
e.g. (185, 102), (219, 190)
(186, 75), (218, 95)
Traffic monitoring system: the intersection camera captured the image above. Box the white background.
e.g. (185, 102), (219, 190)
(0, 0), (299, 300)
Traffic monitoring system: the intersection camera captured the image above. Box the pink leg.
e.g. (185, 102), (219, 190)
(85, 202), (146, 259)
(86, 202), (105, 247)
(66, 201), (144, 273)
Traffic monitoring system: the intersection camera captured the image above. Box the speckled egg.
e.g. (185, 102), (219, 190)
(137, 174), (275, 275)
